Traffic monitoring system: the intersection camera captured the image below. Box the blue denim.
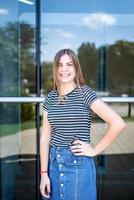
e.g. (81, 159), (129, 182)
(42, 145), (97, 200)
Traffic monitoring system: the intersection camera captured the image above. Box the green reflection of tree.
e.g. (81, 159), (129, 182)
(77, 41), (134, 96)
(0, 21), (36, 124)
(20, 22), (35, 121)
(0, 21), (36, 96)
(78, 42), (97, 88)
(0, 22), (19, 96)
(0, 22), (19, 125)
(108, 40), (134, 96)
(41, 61), (53, 94)
(20, 22), (35, 95)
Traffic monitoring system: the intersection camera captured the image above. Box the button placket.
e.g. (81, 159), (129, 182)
(60, 179), (65, 199)
(59, 164), (65, 199)
(56, 149), (65, 199)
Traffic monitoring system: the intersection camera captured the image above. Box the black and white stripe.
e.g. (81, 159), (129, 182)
(43, 85), (101, 147)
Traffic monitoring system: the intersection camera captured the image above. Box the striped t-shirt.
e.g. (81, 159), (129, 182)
(43, 84), (101, 147)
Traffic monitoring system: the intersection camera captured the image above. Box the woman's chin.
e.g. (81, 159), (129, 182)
(59, 79), (73, 84)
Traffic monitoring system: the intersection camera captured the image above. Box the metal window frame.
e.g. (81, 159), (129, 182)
(0, 97), (134, 103)
(35, 0), (41, 199)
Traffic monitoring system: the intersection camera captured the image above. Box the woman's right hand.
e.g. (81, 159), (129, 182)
(40, 174), (51, 198)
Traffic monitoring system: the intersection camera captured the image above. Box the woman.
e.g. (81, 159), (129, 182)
(40, 49), (126, 200)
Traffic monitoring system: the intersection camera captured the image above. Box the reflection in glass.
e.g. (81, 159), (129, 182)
(0, 0), (36, 200)
(41, 13), (134, 97)
(41, 8), (134, 200)
(91, 102), (134, 199)
(19, 21), (36, 96)
(0, 103), (36, 200)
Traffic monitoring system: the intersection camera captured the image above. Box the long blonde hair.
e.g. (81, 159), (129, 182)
(53, 49), (85, 102)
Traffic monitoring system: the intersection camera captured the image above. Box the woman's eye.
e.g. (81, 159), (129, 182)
(57, 63), (74, 68)
(57, 65), (62, 68)
(67, 64), (73, 67)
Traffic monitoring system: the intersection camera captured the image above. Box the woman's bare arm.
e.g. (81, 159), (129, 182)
(40, 110), (51, 172)
(40, 111), (52, 198)
(91, 99), (126, 156)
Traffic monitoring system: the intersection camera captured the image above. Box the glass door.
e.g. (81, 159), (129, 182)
(0, 1), (39, 199)
(41, 1), (134, 200)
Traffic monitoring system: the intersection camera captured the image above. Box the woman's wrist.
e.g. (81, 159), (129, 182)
(40, 170), (48, 175)
(88, 143), (97, 157)
(92, 146), (99, 157)
(92, 149), (97, 157)
(88, 144), (97, 157)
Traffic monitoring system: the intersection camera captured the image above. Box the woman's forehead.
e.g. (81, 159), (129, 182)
(58, 54), (73, 63)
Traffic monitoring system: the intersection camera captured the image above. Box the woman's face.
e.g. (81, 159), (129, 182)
(57, 54), (76, 85)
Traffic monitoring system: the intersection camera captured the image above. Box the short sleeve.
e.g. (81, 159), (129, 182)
(82, 85), (101, 108)
(42, 94), (50, 112)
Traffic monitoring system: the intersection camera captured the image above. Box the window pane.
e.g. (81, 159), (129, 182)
(0, 1), (37, 200)
(0, 103), (37, 200)
(41, 1), (134, 199)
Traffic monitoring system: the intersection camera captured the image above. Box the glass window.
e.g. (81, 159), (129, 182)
(0, 1), (37, 200)
(41, 1), (134, 200)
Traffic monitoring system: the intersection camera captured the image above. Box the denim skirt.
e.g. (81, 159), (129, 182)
(42, 145), (97, 200)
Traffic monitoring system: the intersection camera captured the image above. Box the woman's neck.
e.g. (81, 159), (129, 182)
(60, 83), (77, 95)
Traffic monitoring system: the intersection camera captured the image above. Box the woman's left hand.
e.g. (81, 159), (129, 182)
(70, 139), (95, 157)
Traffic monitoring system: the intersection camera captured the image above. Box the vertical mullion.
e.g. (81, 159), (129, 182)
(35, 0), (41, 199)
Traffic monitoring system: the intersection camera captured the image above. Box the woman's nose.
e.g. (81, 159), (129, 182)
(61, 65), (68, 71)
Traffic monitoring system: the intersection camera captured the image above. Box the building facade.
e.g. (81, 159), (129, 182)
(0, 0), (134, 199)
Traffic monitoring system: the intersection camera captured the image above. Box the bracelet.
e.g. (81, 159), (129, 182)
(40, 170), (48, 174)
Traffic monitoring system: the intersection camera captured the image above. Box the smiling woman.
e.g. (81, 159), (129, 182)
(39, 48), (126, 200)
(56, 55), (76, 87)
(0, 0), (134, 200)
(53, 49), (85, 101)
